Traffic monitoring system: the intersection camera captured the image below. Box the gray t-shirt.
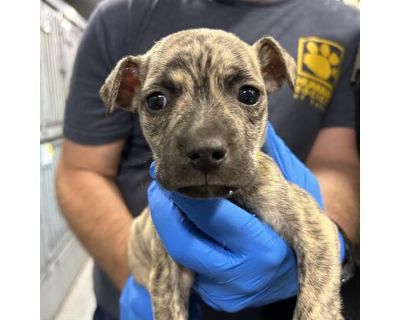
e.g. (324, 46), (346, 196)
(64, 0), (359, 318)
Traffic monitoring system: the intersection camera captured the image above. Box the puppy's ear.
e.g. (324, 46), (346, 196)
(100, 55), (142, 115)
(253, 37), (297, 94)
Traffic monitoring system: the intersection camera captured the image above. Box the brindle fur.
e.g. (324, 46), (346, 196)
(100, 29), (343, 320)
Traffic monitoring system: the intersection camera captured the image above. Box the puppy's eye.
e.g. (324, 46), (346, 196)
(146, 92), (167, 110)
(238, 86), (260, 105)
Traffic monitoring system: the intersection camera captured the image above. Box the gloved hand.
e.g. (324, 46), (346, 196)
(120, 275), (201, 320)
(120, 123), (345, 318)
(120, 276), (153, 320)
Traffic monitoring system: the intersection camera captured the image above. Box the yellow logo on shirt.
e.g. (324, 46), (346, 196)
(293, 37), (345, 109)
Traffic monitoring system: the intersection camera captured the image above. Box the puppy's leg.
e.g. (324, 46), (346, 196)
(128, 208), (154, 287)
(149, 234), (193, 320)
(129, 208), (194, 320)
(236, 154), (343, 320)
(282, 186), (343, 320)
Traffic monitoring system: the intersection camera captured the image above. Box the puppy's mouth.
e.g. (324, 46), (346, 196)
(177, 185), (238, 199)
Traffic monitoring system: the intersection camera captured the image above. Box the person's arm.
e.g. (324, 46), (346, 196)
(306, 127), (360, 263)
(56, 138), (133, 290)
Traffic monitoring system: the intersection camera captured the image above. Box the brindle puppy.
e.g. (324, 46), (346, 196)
(100, 29), (343, 320)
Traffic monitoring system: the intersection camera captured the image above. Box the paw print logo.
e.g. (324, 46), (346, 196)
(293, 37), (345, 110)
(304, 42), (341, 82)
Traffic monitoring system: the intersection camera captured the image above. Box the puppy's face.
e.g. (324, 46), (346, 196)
(101, 29), (296, 198)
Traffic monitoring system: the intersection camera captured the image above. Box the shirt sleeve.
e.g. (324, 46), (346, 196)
(63, 2), (134, 145)
(321, 24), (359, 129)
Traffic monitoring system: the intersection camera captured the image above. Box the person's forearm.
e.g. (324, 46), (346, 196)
(308, 160), (360, 263)
(56, 161), (133, 290)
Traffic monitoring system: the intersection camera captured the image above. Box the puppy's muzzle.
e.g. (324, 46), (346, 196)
(185, 136), (227, 173)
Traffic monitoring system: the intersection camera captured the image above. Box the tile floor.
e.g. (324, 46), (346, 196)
(55, 258), (96, 320)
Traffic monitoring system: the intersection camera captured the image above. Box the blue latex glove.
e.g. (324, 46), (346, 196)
(120, 123), (345, 318)
(120, 275), (201, 320)
(120, 276), (153, 320)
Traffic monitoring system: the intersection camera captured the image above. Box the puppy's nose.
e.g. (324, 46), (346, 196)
(186, 143), (227, 172)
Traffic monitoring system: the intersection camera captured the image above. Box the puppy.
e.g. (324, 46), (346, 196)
(100, 28), (343, 320)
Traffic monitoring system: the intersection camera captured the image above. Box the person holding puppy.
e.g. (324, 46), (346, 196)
(56, 0), (359, 319)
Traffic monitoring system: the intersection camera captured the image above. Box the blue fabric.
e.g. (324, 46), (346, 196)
(120, 123), (345, 319)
